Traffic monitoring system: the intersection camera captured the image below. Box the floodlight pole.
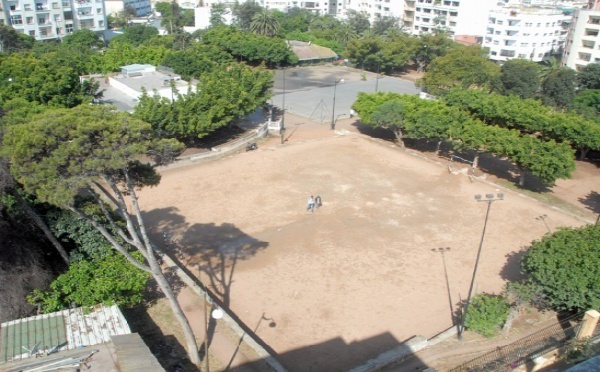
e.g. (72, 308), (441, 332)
(331, 78), (343, 130)
(458, 193), (504, 340)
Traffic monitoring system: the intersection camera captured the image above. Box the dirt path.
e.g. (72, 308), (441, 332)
(139, 112), (597, 371)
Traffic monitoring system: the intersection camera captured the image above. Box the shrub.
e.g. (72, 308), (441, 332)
(465, 293), (510, 338)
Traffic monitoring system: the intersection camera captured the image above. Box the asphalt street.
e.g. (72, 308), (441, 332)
(270, 69), (420, 123)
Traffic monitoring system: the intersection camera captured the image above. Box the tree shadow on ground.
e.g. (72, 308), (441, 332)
(231, 333), (430, 372)
(578, 191), (600, 214)
(122, 305), (196, 371)
(500, 247), (528, 282)
(348, 124), (554, 192)
(144, 206), (269, 305)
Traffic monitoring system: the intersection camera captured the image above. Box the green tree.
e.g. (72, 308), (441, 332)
(573, 89), (600, 120)
(419, 45), (501, 96)
(251, 9), (280, 37)
(541, 67), (576, 109)
(28, 250), (149, 312)
(520, 224), (600, 312)
(346, 37), (411, 74)
(62, 29), (105, 49)
(111, 25), (159, 46)
(346, 9), (370, 35)
(500, 59), (541, 99)
(409, 33), (457, 73)
(577, 63), (600, 90)
(210, 3), (228, 28)
(369, 100), (407, 147)
(135, 62), (273, 139)
(232, 1), (262, 32)
(464, 294), (510, 338)
(0, 105), (202, 365)
(0, 25), (35, 54)
(371, 16), (400, 36)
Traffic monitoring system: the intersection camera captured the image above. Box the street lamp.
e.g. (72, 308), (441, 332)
(203, 290), (224, 372)
(458, 193), (504, 340)
(281, 67), (286, 132)
(331, 78), (344, 130)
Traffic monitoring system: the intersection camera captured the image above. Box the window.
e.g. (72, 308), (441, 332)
(53, 2), (59, 8)
(96, 7), (101, 13)
(536, 23), (541, 27)
(98, 20), (103, 27)
(497, 20), (503, 25)
(24, 4), (32, 10)
(493, 40), (499, 45)
(62, 0), (69, 6)
(525, 22), (532, 27)
(10, 15), (23, 25)
(520, 42), (528, 47)
(518, 54), (527, 58)
(65, 23), (73, 32)
(29, 30), (35, 36)
(495, 30), (501, 35)
(532, 43), (536, 47)
(545, 22), (550, 27)
(26, 16), (33, 24)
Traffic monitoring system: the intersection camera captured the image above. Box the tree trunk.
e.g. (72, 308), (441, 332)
(435, 139), (442, 156)
(472, 153), (480, 174)
(394, 128), (405, 149)
(579, 147), (589, 161)
(518, 165), (526, 187)
(149, 257), (201, 365)
(13, 191), (70, 264)
(123, 173), (201, 366)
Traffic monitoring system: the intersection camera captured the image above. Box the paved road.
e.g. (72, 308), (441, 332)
(270, 67), (420, 123)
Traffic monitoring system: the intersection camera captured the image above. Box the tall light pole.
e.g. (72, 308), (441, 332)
(331, 78), (344, 130)
(458, 193), (504, 340)
(280, 67), (286, 144)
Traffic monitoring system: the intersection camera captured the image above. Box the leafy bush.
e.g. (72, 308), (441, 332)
(465, 293), (510, 338)
(562, 337), (594, 365)
(28, 250), (149, 312)
(521, 224), (600, 312)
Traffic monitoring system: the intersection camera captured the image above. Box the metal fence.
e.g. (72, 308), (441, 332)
(449, 313), (584, 372)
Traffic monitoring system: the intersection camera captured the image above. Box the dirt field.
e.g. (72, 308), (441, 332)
(137, 116), (594, 371)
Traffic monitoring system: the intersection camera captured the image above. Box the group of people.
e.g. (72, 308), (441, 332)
(307, 195), (322, 213)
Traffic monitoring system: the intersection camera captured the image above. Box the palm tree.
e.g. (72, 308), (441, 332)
(251, 9), (280, 37)
(335, 24), (358, 44)
(540, 57), (560, 83)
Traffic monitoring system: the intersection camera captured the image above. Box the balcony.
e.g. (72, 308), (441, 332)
(500, 49), (516, 57)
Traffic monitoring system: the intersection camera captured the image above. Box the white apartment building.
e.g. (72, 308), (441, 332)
(411, 0), (496, 38)
(562, 0), (600, 69)
(0, 0), (106, 41)
(339, 0), (404, 22)
(104, 0), (151, 16)
(486, 5), (570, 62)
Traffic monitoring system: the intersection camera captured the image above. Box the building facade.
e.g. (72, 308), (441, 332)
(410, 0), (496, 38)
(486, 5), (570, 62)
(0, 0), (107, 41)
(562, 0), (600, 69)
(104, 0), (151, 16)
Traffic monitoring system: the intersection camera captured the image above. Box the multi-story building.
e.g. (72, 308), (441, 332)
(486, 5), (570, 62)
(0, 0), (107, 41)
(340, 0), (404, 23)
(562, 0), (600, 69)
(411, 0), (496, 38)
(104, 0), (151, 16)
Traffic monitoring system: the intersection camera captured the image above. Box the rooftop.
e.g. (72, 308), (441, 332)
(289, 40), (338, 61)
(111, 71), (194, 94)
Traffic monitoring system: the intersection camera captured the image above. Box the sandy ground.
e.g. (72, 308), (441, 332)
(136, 115), (596, 371)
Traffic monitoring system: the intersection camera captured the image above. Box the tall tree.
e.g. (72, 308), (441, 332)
(0, 105), (203, 365)
(499, 59), (541, 99)
(419, 46), (501, 96)
(372, 16), (400, 36)
(369, 100), (407, 147)
(232, 1), (262, 32)
(209, 3), (228, 28)
(0, 26), (35, 54)
(577, 63), (600, 90)
(541, 67), (576, 109)
(62, 29), (105, 49)
(346, 9), (370, 35)
(251, 9), (280, 37)
(520, 224), (600, 312)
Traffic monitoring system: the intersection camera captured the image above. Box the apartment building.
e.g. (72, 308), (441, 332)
(340, 0), (404, 22)
(562, 0), (600, 69)
(104, 0), (151, 16)
(0, 0), (107, 41)
(411, 0), (496, 38)
(486, 5), (570, 62)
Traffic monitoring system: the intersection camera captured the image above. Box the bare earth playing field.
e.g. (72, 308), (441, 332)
(138, 117), (593, 371)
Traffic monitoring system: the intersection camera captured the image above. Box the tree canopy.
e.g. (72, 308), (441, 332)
(520, 224), (600, 312)
(419, 46), (500, 96)
(499, 59), (541, 99)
